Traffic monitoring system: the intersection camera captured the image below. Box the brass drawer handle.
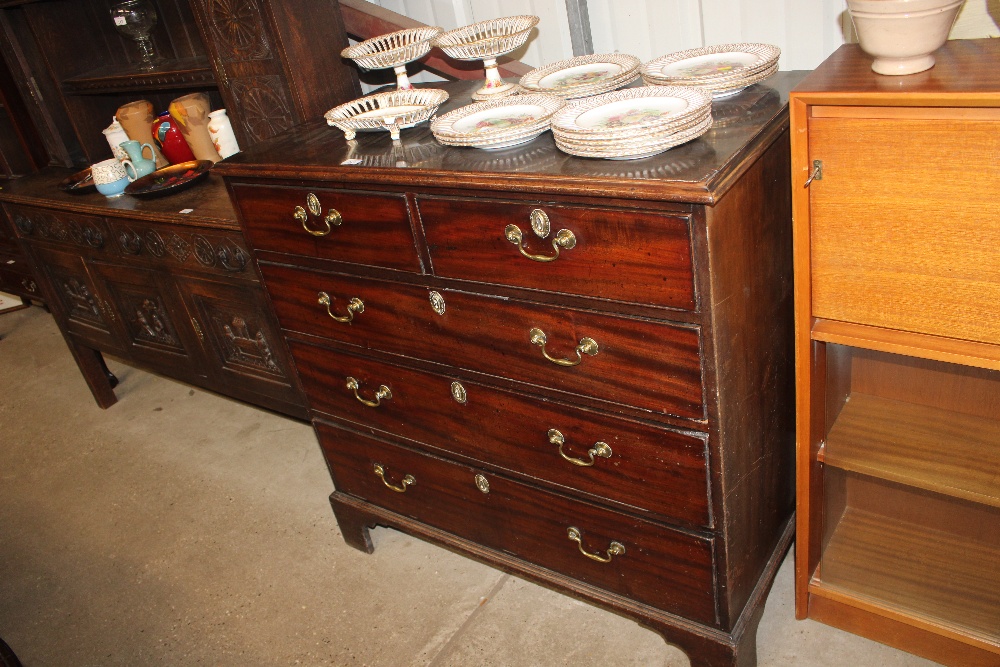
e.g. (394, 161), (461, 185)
(504, 210), (576, 263)
(529, 328), (598, 367)
(567, 527), (625, 564)
(318, 292), (364, 323)
(347, 376), (391, 407)
(548, 429), (612, 467)
(373, 463), (414, 493)
(294, 200), (341, 237)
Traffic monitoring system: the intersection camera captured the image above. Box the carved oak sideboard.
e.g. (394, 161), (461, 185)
(0, 170), (306, 419)
(218, 73), (802, 667)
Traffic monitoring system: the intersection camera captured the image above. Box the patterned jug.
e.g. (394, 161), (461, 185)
(151, 111), (196, 164)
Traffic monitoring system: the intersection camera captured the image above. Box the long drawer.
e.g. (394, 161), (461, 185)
(261, 262), (704, 420)
(316, 420), (718, 626)
(229, 183), (421, 273)
(291, 339), (710, 527)
(417, 195), (696, 311)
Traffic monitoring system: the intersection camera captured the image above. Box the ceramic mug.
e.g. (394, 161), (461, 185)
(91, 157), (134, 198)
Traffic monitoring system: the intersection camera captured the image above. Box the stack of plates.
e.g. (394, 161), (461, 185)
(431, 94), (565, 150)
(519, 53), (641, 99)
(641, 43), (780, 98)
(550, 86), (713, 160)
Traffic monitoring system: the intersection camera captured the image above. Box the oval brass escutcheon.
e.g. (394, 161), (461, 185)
(451, 381), (467, 404)
(429, 291), (446, 316)
(530, 208), (550, 238)
(306, 192), (322, 216)
(474, 474), (490, 494)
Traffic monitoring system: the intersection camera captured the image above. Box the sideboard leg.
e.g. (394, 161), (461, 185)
(329, 493), (375, 554)
(63, 340), (118, 409)
(96, 351), (119, 388)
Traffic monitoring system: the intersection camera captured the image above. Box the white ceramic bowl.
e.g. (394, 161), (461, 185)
(847, 0), (965, 75)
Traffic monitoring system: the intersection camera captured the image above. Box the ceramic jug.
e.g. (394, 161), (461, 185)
(118, 139), (157, 179)
(102, 118), (131, 161)
(151, 111), (196, 164)
(168, 93), (221, 163)
(115, 100), (168, 168)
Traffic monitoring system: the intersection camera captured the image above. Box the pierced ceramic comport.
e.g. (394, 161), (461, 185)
(324, 88), (449, 141)
(432, 15), (539, 100)
(341, 26), (444, 90)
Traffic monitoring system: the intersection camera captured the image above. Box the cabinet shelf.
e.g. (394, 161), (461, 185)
(816, 507), (1000, 646)
(824, 392), (1000, 508)
(62, 57), (215, 95)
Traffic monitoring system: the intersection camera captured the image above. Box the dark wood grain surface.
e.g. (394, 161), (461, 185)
(316, 420), (719, 627)
(291, 338), (711, 527)
(261, 261), (705, 420)
(0, 168), (237, 227)
(229, 182), (420, 271)
(215, 73), (805, 203)
(417, 194), (697, 311)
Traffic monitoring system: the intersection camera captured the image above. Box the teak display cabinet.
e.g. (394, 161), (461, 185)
(790, 40), (1000, 665)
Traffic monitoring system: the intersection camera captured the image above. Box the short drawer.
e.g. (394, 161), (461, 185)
(809, 115), (1000, 344)
(104, 219), (256, 281)
(5, 205), (110, 253)
(229, 183), (421, 273)
(418, 196), (696, 311)
(261, 263), (704, 420)
(317, 421), (718, 626)
(291, 340), (710, 527)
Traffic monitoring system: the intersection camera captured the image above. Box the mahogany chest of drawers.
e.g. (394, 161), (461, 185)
(218, 75), (802, 667)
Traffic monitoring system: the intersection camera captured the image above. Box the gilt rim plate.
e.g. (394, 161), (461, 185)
(431, 94), (565, 147)
(550, 86), (712, 137)
(642, 43), (780, 83)
(520, 53), (641, 98)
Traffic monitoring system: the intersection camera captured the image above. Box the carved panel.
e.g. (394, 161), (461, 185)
(216, 240), (249, 273)
(229, 76), (295, 144)
(193, 235), (216, 267)
(59, 276), (103, 325)
(166, 233), (191, 262)
(8, 208), (106, 250)
(125, 295), (182, 348)
(216, 314), (279, 373)
(118, 228), (143, 255)
(205, 0), (272, 62)
(145, 231), (166, 258)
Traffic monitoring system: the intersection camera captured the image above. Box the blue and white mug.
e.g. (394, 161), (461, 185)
(91, 157), (134, 198)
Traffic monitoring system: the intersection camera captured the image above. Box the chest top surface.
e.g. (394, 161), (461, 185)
(215, 72), (805, 204)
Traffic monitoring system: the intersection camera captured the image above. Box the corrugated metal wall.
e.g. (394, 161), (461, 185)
(367, 0), (999, 72)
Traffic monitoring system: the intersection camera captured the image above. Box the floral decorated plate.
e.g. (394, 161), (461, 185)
(520, 53), (641, 99)
(550, 86), (711, 138)
(431, 94), (565, 149)
(643, 43), (780, 84)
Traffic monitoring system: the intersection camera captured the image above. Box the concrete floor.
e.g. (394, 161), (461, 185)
(0, 306), (940, 667)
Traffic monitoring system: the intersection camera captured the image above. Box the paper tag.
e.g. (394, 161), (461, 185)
(113, 16), (127, 25)
(179, 208), (194, 214)
(340, 159), (362, 165)
(5, 260), (14, 265)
